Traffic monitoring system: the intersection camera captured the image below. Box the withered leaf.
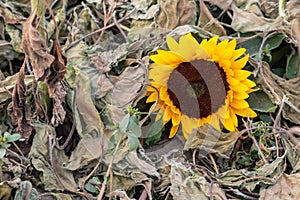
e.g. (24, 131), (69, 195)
(198, 0), (226, 36)
(184, 123), (240, 159)
(156, 0), (197, 29)
(29, 123), (78, 192)
(48, 40), (67, 126)
(259, 173), (300, 200)
(47, 39), (67, 97)
(7, 62), (33, 140)
(249, 58), (300, 124)
(50, 82), (66, 126)
(21, 7), (55, 81)
(170, 162), (226, 200)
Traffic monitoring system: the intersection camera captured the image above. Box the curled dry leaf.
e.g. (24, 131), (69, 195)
(198, 0), (226, 36)
(184, 123), (240, 159)
(48, 40), (67, 126)
(156, 0), (197, 29)
(169, 162), (226, 200)
(249, 58), (300, 124)
(7, 63), (33, 140)
(22, 8), (67, 126)
(21, 7), (54, 82)
(50, 82), (66, 126)
(47, 39), (67, 97)
(259, 173), (300, 200)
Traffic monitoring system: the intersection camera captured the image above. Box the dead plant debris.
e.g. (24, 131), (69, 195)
(0, 0), (300, 199)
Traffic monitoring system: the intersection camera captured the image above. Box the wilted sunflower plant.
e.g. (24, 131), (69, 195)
(146, 33), (257, 139)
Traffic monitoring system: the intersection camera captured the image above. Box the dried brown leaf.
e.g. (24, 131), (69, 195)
(259, 173), (300, 200)
(106, 66), (145, 108)
(50, 82), (66, 126)
(21, 7), (54, 81)
(7, 63), (33, 140)
(231, 4), (274, 33)
(47, 40), (67, 126)
(14, 181), (39, 200)
(0, 182), (11, 200)
(170, 162), (226, 200)
(260, 0), (279, 18)
(156, 0), (197, 29)
(29, 123), (78, 192)
(184, 123), (240, 158)
(198, 0), (226, 36)
(47, 39), (67, 97)
(249, 58), (300, 124)
(0, 73), (34, 104)
(203, 0), (230, 10)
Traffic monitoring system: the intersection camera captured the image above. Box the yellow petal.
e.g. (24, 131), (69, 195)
(227, 76), (240, 86)
(171, 105), (180, 114)
(223, 116), (235, 131)
(163, 106), (172, 123)
(166, 35), (179, 51)
(233, 91), (249, 100)
(177, 33), (201, 60)
(149, 66), (173, 86)
(149, 102), (161, 113)
(232, 48), (246, 60)
(210, 114), (220, 130)
(159, 87), (169, 101)
(231, 54), (249, 69)
(155, 106), (165, 121)
(230, 82), (249, 92)
(200, 36), (218, 56)
(207, 36), (219, 48)
(216, 105), (227, 119)
(150, 50), (186, 65)
(146, 92), (157, 103)
(241, 79), (256, 88)
(234, 70), (251, 80)
(181, 114), (199, 139)
(230, 109), (238, 127)
(169, 125), (179, 138)
(231, 99), (249, 109)
(226, 39), (237, 50)
(172, 112), (181, 126)
(232, 107), (257, 118)
(147, 82), (161, 92)
(216, 39), (229, 56)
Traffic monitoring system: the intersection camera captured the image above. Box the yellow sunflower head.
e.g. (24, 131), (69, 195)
(146, 33), (257, 139)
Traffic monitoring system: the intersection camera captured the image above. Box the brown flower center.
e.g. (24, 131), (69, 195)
(167, 59), (229, 118)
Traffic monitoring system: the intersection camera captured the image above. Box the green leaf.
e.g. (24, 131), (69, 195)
(107, 135), (117, 150)
(84, 183), (98, 194)
(128, 135), (139, 151)
(145, 119), (164, 138)
(1, 143), (11, 149)
(0, 148), (6, 158)
(127, 115), (142, 137)
(238, 33), (285, 57)
(5, 133), (21, 143)
(286, 53), (300, 79)
(144, 119), (164, 146)
(247, 90), (277, 113)
(88, 177), (101, 185)
(119, 114), (130, 133)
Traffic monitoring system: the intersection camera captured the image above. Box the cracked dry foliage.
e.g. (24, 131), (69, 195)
(7, 63), (33, 140)
(21, 7), (55, 82)
(0, 0), (300, 200)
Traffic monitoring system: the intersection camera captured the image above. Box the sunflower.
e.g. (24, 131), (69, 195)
(146, 33), (257, 139)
